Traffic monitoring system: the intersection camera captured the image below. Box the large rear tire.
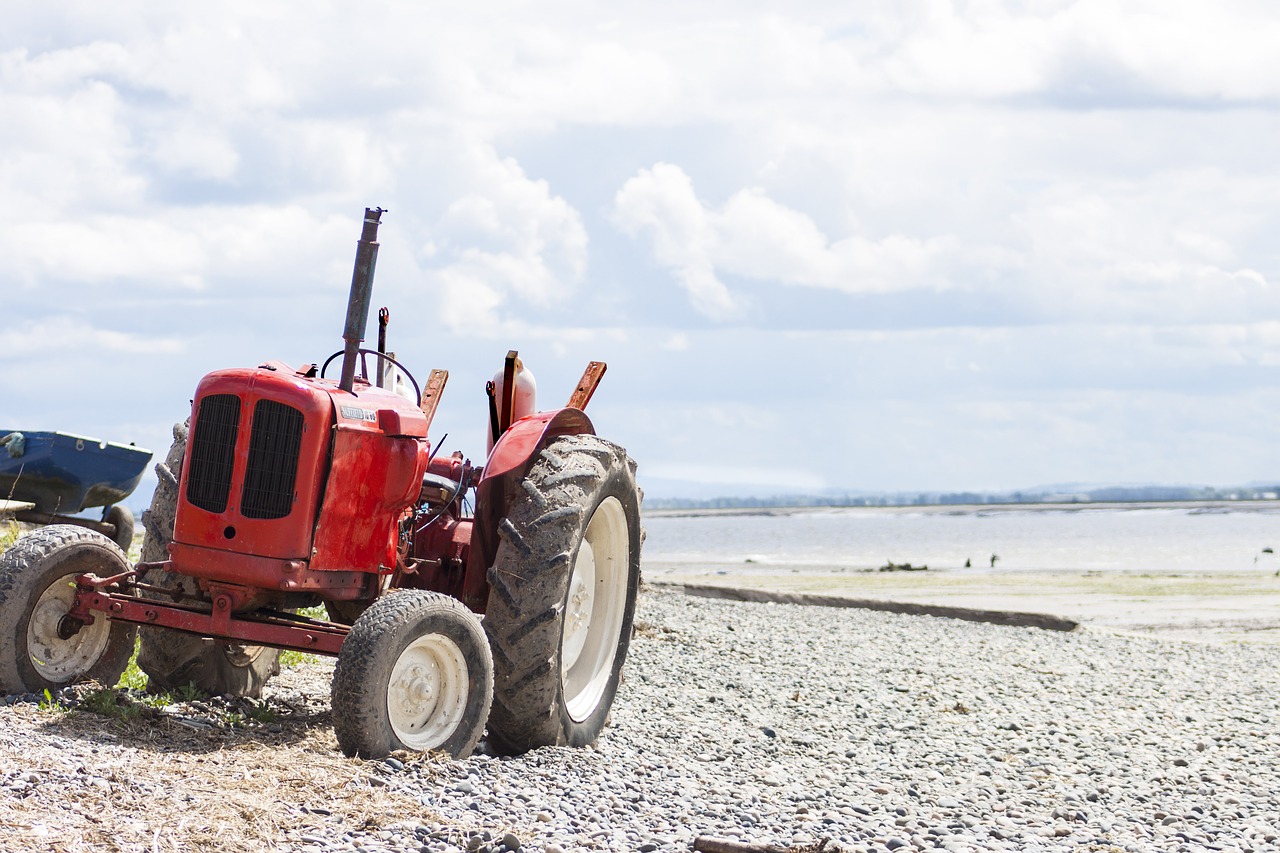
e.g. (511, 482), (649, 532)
(135, 422), (281, 698)
(332, 591), (493, 759)
(0, 526), (138, 693)
(483, 434), (642, 754)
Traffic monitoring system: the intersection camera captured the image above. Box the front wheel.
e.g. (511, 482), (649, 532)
(332, 591), (493, 759)
(483, 434), (642, 754)
(0, 526), (138, 694)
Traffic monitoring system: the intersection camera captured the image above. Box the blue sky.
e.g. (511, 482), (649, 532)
(3, 1), (1280, 503)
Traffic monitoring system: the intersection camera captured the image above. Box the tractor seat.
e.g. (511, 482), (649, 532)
(420, 472), (461, 507)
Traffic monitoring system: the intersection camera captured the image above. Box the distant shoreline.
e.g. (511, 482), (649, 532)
(643, 498), (1280, 518)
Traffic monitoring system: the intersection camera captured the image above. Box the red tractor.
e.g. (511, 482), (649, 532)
(0, 208), (642, 759)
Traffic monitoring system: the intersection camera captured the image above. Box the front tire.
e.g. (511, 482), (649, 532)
(483, 434), (642, 754)
(135, 421), (281, 698)
(332, 591), (493, 759)
(0, 526), (138, 693)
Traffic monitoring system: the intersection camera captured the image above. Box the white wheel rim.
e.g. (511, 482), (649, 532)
(561, 495), (630, 723)
(27, 574), (112, 684)
(386, 633), (469, 750)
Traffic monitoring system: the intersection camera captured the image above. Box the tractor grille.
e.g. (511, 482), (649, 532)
(240, 399), (304, 519)
(186, 394), (241, 513)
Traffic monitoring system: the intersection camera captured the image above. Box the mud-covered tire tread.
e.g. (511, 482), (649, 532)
(139, 421), (186, 566)
(135, 422), (281, 698)
(332, 590), (493, 759)
(0, 525), (138, 693)
(483, 433), (642, 755)
(105, 505), (135, 553)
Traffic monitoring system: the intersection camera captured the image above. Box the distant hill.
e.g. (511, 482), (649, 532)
(642, 482), (1280, 510)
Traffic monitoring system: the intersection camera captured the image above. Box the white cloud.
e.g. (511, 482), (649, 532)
(1011, 175), (1277, 322)
(0, 42), (133, 94)
(611, 164), (738, 319)
(1, 217), (207, 289)
(0, 317), (182, 356)
(876, 0), (1280, 104)
(149, 121), (240, 181)
(661, 333), (690, 351)
(429, 145), (589, 330)
(0, 77), (142, 210)
(0, 206), (354, 293)
(613, 162), (961, 318)
(716, 188), (959, 291)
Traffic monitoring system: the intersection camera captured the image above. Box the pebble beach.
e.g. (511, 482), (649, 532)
(3, 584), (1279, 852)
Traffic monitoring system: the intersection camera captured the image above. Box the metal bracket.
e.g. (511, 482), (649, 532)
(419, 368), (449, 430)
(499, 350), (518, 434)
(567, 361), (607, 411)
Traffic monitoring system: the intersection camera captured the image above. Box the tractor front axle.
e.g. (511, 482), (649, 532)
(67, 573), (350, 656)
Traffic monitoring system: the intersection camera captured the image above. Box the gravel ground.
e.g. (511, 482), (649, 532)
(3, 585), (1279, 852)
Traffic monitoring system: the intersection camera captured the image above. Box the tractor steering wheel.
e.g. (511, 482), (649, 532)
(321, 349), (422, 403)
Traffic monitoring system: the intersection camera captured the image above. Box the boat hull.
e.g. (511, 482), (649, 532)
(0, 431), (152, 514)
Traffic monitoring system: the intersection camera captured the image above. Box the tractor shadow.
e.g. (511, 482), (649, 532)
(33, 691), (336, 756)
(31, 658), (342, 756)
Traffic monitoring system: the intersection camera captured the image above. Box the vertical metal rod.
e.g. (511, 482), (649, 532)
(339, 207), (384, 394)
(376, 307), (389, 388)
(485, 381), (501, 447)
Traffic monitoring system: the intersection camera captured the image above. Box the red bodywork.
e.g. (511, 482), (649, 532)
(65, 358), (599, 654)
(168, 361), (429, 604)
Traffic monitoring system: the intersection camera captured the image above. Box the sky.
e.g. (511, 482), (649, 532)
(3, 1), (1280, 506)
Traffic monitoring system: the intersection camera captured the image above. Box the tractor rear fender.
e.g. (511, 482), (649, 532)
(463, 408), (595, 611)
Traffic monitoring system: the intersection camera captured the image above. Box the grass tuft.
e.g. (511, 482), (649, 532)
(82, 687), (145, 721)
(37, 688), (65, 713)
(243, 699), (277, 724)
(0, 519), (21, 551)
(280, 649), (320, 668)
(115, 638), (147, 690)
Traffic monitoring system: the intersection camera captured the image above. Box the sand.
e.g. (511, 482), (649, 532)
(643, 560), (1280, 644)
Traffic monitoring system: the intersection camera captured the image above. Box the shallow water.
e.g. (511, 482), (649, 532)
(641, 502), (1280, 574)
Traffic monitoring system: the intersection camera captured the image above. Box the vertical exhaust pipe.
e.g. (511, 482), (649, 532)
(339, 207), (384, 394)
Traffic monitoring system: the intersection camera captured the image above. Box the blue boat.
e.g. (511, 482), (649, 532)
(1, 431), (152, 550)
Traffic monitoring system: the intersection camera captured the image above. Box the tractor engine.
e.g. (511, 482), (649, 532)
(168, 360), (430, 607)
